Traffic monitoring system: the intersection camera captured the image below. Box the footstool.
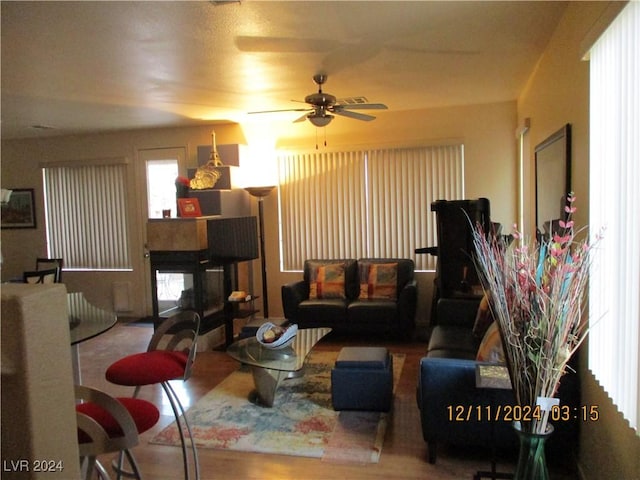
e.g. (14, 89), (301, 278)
(331, 346), (393, 412)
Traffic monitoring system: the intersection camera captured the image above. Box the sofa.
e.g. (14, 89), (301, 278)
(416, 297), (580, 464)
(281, 258), (417, 339)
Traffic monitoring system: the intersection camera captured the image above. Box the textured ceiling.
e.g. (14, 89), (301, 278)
(1, 1), (568, 139)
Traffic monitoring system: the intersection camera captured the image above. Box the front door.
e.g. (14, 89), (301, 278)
(136, 147), (187, 316)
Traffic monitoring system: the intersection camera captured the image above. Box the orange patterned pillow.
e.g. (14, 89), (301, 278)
(472, 294), (494, 339)
(309, 263), (346, 299)
(360, 263), (398, 300)
(476, 322), (505, 363)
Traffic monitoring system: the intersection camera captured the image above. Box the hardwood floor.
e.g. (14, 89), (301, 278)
(79, 321), (576, 480)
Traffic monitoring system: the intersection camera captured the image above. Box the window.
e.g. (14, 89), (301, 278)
(42, 159), (131, 270)
(588, 1), (639, 432)
(277, 144), (464, 271)
(144, 155), (184, 299)
(146, 159), (179, 219)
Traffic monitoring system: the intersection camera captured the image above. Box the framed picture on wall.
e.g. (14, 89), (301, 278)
(1, 188), (36, 229)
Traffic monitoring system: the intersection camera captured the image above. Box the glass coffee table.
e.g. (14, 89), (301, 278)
(226, 327), (331, 407)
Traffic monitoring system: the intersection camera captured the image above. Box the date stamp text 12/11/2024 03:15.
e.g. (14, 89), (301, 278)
(447, 404), (600, 423)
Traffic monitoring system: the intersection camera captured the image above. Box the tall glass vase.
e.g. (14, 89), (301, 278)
(513, 422), (554, 480)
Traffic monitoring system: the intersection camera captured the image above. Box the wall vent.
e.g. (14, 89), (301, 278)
(336, 96), (368, 105)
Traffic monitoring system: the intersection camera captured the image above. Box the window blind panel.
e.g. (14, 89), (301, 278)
(415, 150), (436, 271)
(366, 145), (463, 271)
(588, 1), (639, 432)
(429, 145), (464, 201)
(278, 151), (366, 270)
(43, 164), (131, 270)
(325, 151), (367, 259)
(278, 144), (463, 272)
(367, 149), (412, 260)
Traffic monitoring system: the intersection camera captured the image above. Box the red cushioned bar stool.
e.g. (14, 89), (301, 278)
(105, 311), (201, 480)
(75, 385), (160, 480)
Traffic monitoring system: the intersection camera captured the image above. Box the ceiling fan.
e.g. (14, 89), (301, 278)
(248, 74), (388, 127)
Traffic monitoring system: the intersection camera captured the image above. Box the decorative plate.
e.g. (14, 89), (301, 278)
(256, 323), (298, 349)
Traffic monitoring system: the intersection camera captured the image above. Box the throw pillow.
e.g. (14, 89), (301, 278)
(309, 263), (346, 299)
(472, 293), (494, 339)
(476, 322), (505, 364)
(360, 263), (398, 300)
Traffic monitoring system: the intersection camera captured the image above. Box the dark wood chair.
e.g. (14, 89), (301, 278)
(416, 198), (491, 325)
(36, 257), (63, 282)
(23, 268), (58, 284)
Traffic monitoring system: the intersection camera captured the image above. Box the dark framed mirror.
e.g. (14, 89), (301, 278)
(535, 123), (572, 237)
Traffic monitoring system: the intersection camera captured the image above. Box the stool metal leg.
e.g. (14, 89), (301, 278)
(80, 457), (96, 480)
(125, 383), (198, 480)
(162, 381), (200, 480)
(111, 449), (143, 480)
(95, 461), (110, 480)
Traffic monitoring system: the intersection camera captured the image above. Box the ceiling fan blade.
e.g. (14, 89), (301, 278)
(339, 103), (388, 110)
(293, 113), (309, 123)
(248, 108), (311, 115)
(235, 36), (340, 53)
(332, 109), (376, 122)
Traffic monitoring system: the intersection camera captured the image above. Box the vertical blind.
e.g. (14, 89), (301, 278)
(42, 162), (131, 270)
(278, 150), (368, 267)
(278, 144), (464, 271)
(588, 1), (639, 432)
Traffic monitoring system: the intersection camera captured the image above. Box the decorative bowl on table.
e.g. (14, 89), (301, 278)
(256, 323), (298, 349)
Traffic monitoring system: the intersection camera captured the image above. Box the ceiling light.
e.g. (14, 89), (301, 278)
(307, 113), (333, 128)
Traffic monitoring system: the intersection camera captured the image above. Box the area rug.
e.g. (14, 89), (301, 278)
(151, 350), (404, 464)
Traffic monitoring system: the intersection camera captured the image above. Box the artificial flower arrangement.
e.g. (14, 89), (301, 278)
(471, 194), (602, 435)
(175, 176), (191, 199)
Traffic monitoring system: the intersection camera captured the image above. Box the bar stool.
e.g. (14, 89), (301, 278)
(75, 385), (160, 480)
(105, 311), (201, 480)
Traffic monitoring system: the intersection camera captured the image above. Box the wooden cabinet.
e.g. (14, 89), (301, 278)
(147, 216), (258, 347)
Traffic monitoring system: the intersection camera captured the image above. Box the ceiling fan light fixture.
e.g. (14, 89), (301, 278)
(248, 74), (386, 130)
(308, 113), (333, 127)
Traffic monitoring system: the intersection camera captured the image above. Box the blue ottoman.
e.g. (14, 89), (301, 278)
(331, 347), (393, 412)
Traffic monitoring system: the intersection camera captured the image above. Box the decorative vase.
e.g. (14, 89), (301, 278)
(175, 183), (189, 200)
(513, 422), (554, 480)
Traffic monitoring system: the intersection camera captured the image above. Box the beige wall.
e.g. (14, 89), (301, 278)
(1, 123), (246, 313)
(518, 2), (640, 479)
(1, 101), (517, 328)
(518, 2), (593, 234)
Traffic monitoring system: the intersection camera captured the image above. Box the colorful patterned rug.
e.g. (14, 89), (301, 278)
(151, 350), (404, 463)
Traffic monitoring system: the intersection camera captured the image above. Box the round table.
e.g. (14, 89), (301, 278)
(68, 292), (117, 382)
